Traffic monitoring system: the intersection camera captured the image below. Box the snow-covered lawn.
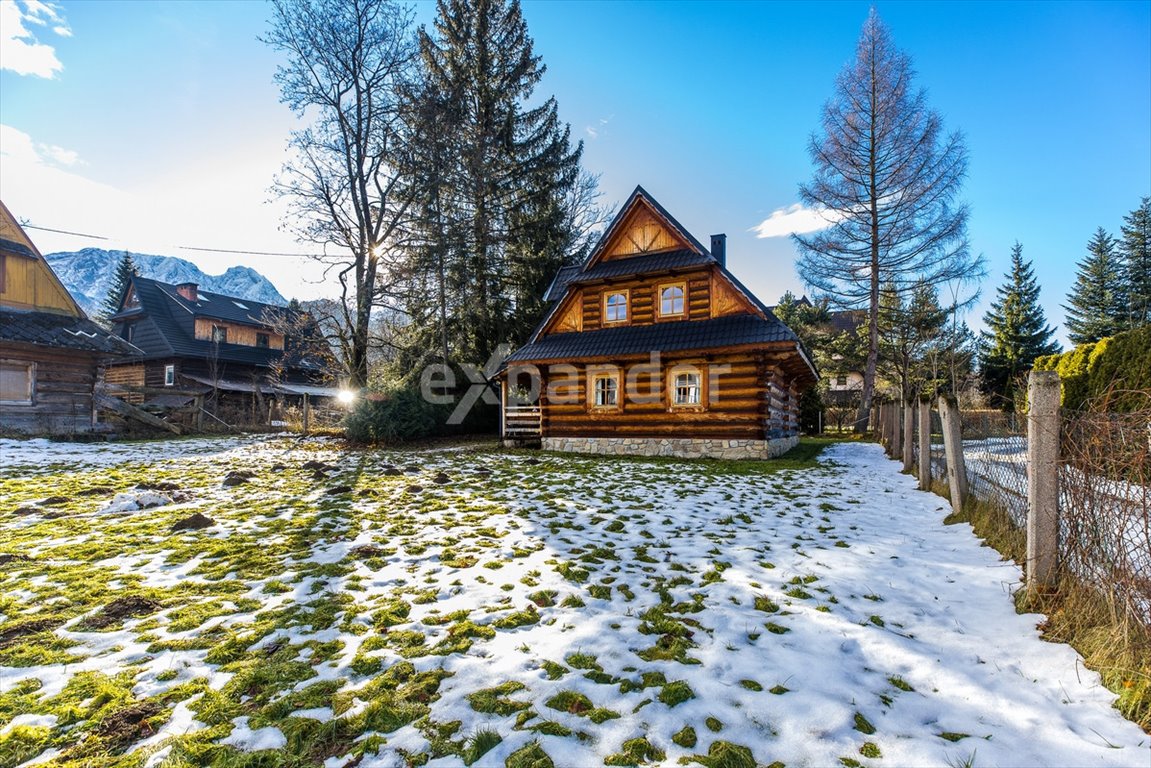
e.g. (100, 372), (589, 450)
(0, 436), (1146, 768)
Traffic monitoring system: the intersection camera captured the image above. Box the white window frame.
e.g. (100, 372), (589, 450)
(603, 291), (628, 324)
(658, 282), (686, 318)
(592, 373), (619, 408)
(0, 360), (35, 405)
(164, 364), (175, 387)
(671, 370), (702, 407)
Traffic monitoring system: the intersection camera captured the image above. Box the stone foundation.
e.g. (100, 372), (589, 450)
(541, 435), (799, 461)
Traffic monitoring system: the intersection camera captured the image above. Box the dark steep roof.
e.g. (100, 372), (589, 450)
(112, 276), (322, 371)
(0, 309), (140, 356)
(571, 249), (714, 284)
(506, 313), (800, 364)
(543, 265), (581, 303)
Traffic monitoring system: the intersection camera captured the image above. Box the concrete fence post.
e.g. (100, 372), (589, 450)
(938, 395), (966, 514)
(902, 400), (914, 472)
(878, 402), (888, 447)
(1027, 370), (1061, 589)
(918, 397), (932, 490)
(890, 401), (902, 459)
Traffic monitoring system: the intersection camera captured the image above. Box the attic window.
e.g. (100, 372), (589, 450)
(211, 325), (228, 343)
(603, 291), (628, 324)
(658, 283), (686, 318)
(232, 300), (249, 309)
(256, 333), (270, 348)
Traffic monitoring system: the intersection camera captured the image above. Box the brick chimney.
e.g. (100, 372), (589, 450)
(711, 234), (726, 267)
(175, 282), (198, 301)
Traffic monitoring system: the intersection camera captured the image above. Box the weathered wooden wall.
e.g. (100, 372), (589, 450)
(0, 252), (80, 315)
(0, 345), (98, 434)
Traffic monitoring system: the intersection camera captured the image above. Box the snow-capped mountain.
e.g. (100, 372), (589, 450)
(46, 248), (288, 317)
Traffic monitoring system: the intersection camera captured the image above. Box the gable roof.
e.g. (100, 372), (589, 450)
(113, 276), (323, 371)
(0, 200), (84, 318)
(510, 187), (817, 382)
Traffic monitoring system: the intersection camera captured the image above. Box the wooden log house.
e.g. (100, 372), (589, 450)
(499, 186), (817, 460)
(0, 200), (139, 435)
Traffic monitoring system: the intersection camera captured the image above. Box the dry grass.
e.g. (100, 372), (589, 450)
(934, 475), (1151, 733)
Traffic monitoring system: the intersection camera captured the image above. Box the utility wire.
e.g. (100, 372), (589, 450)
(23, 221), (323, 259)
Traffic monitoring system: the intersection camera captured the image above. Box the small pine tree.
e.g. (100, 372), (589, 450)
(101, 251), (138, 322)
(1120, 197), (1151, 328)
(979, 242), (1060, 410)
(1063, 228), (1128, 345)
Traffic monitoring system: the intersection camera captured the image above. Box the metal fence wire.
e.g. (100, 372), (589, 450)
(919, 405), (1150, 628)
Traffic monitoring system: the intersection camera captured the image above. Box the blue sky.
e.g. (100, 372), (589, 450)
(1, 0), (1148, 348)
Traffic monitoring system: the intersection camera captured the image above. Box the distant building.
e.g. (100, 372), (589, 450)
(825, 309), (867, 404)
(497, 186), (817, 460)
(0, 201), (138, 435)
(106, 275), (335, 406)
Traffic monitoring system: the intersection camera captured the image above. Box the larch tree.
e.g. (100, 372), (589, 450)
(978, 243), (1059, 411)
(1064, 227), (1128, 345)
(264, 0), (418, 388)
(1120, 197), (1151, 328)
(412, 0), (584, 365)
(793, 9), (981, 431)
(101, 250), (137, 323)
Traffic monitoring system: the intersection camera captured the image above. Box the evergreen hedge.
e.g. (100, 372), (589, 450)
(344, 387), (444, 444)
(1033, 325), (1151, 411)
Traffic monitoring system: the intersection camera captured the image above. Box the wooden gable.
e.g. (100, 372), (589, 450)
(0, 201), (83, 317)
(596, 195), (698, 263)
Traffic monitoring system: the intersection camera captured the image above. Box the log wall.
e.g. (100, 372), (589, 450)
(0, 344), (98, 435)
(539, 352), (802, 441)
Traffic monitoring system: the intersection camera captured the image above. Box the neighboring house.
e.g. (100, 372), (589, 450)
(498, 186), (817, 460)
(106, 275), (333, 404)
(824, 309), (867, 404)
(0, 201), (139, 435)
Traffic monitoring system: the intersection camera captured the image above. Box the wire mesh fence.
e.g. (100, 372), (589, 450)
(910, 402), (1150, 629)
(1059, 409), (1151, 624)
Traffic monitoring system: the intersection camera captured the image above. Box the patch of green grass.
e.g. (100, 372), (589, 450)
(738, 679), (762, 692)
(689, 740), (756, 768)
(705, 716), (723, 732)
(938, 731), (970, 742)
(888, 675), (914, 692)
(506, 740), (554, 768)
(859, 742), (882, 758)
(544, 689), (592, 716)
(604, 736), (666, 766)
(753, 595), (780, 613)
(853, 712), (876, 735)
(657, 680), (695, 707)
(493, 605), (540, 629)
(671, 725), (697, 748)
(467, 682), (530, 716)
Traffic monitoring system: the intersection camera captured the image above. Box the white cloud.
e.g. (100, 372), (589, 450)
(585, 115), (612, 140)
(0, 0), (70, 78)
(751, 203), (842, 238)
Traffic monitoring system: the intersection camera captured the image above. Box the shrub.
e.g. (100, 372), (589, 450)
(1033, 325), (1151, 411)
(344, 387), (442, 444)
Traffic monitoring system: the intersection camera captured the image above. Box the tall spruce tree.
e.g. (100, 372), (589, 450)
(1120, 197), (1151, 328)
(978, 242), (1059, 410)
(412, 0), (582, 365)
(101, 251), (137, 322)
(1064, 227), (1128, 345)
(793, 9), (981, 433)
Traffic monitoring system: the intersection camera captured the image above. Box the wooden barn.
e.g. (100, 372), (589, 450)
(0, 201), (139, 435)
(499, 186), (817, 460)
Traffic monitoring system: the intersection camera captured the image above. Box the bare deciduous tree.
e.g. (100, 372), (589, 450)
(264, 0), (417, 388)
(793, 9), (982, 431)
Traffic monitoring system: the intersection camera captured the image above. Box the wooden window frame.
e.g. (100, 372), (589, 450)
(666, 364), (706, 411)
(602, 289), (629, 325)
(164, 364), (176, 387)
(657, 281), (687, 320)
(211, 324), (228, 343)
(0, 359), (35, 405)
(256, 332), (270, 349)
(589, 371), (621, 411)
